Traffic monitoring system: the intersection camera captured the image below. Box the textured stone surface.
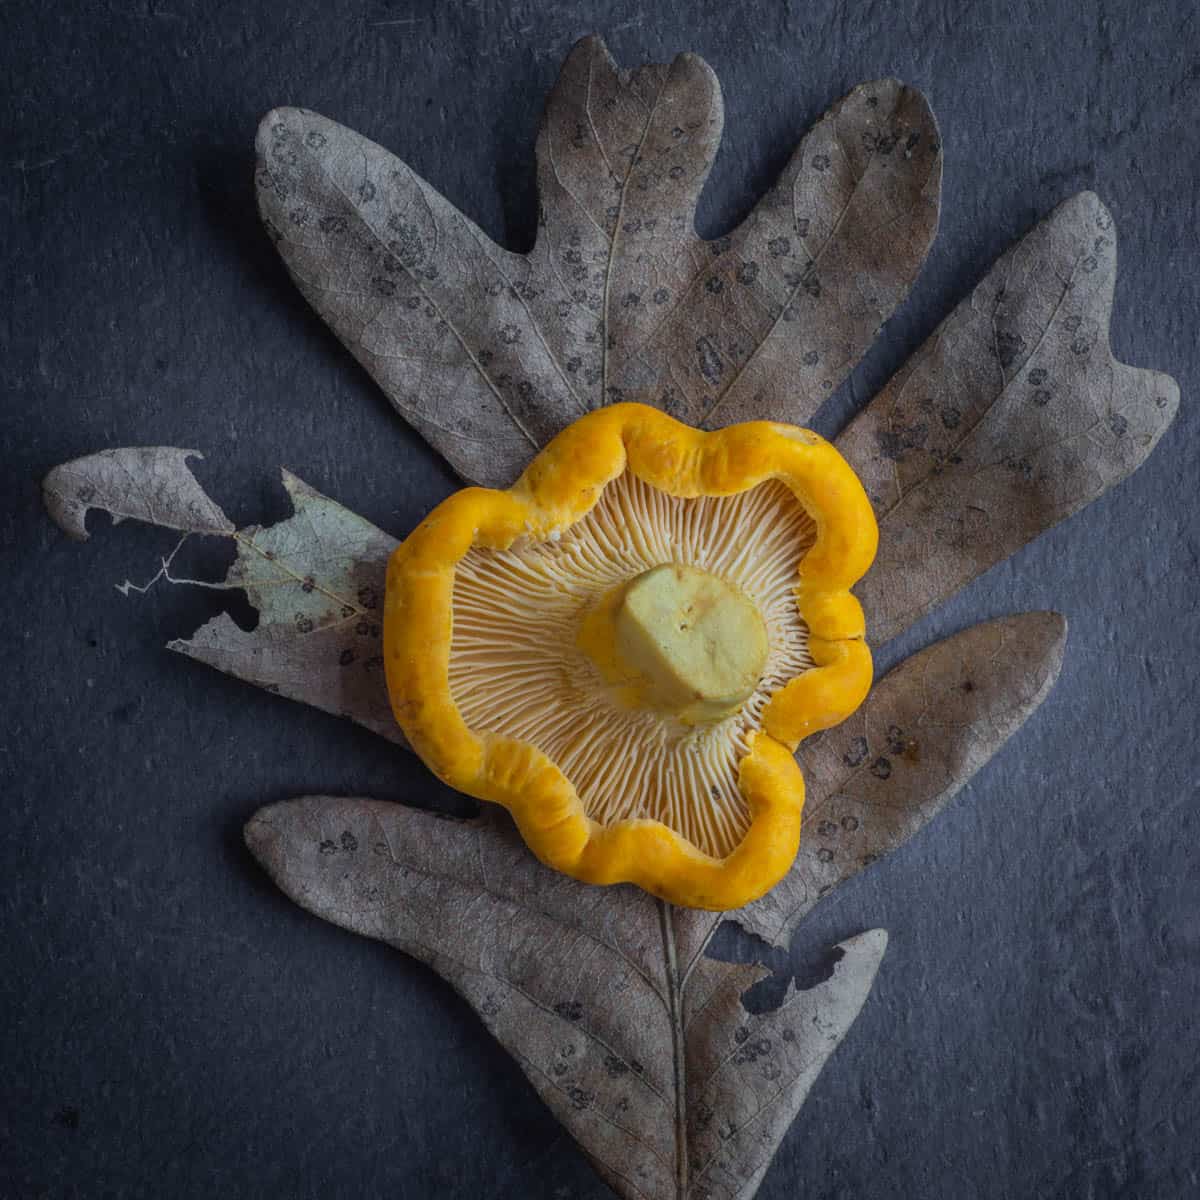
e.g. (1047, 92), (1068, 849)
(3, 2), (1197, 1197)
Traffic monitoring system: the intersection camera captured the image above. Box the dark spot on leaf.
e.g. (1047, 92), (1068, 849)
(817, 847), (834, 863)
(768, 236), (790, 258)
(295, 616), (314, 634)
(737, 261), (759, 285)
(1032, 389), (1052, 406)
(696, 336), (723, 386)
(1063, 314), (1082, 332)
(811, 153), (830, 171)
(817, 819), (838, 837)
(340, 830), (358, 852)
(1070, 335), (1090, 356)
(1028, 367), (1048, 386)
(795, 217), (810, 237)
(554, 1001), (584, 1021)
(843, 736), (868, 767)
(962, 679), (975, 693)
(301, 576), (315, 593)
(357, 586), (378, 610)
(940, 405), (961, 429)
(339, 649), (355, 666)
(870, 757), (892, 780)
(841, 815), (859, 832)
(660, 386), (683, 415)
(568, 1087), (593, 1111)
(802, 350), (819, 365)
(1109, 412), (1128, 436)
(995, 329), (1026, 370)
(653, 287), (670, 304)
(319, 839), (336, 855)
(357, 180), (376, 204)
(876, 422), (928, 461)
(621, 291), (640, 308)
(604, 1055), (628, 1078)
(733, 1027), (749, 1045)
(705, 276), (724, 295)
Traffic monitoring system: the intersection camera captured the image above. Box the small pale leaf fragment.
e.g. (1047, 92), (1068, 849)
(42, 448), (233, 541)
(170, 470), (402, 744)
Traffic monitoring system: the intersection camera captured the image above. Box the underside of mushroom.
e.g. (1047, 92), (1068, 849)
(449, 470), (816, 859)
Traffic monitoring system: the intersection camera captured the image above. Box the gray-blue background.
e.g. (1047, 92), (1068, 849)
(4, 1), (1197, 1196)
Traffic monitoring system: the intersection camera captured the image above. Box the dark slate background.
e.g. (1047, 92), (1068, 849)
(4, 1), (1197, 1196)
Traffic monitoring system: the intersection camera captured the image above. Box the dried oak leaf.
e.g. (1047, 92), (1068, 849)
(41, 33), (1179, 1200)
(245, 802), (884, 1200)
(255, 35), (941, 486)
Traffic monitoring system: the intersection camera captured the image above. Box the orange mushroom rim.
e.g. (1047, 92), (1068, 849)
(383, 403), (879, 910)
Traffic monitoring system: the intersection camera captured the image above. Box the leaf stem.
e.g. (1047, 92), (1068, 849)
(659, 899), (689, 1199)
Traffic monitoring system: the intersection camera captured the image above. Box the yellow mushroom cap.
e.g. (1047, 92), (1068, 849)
(384, 404), (877, 910)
